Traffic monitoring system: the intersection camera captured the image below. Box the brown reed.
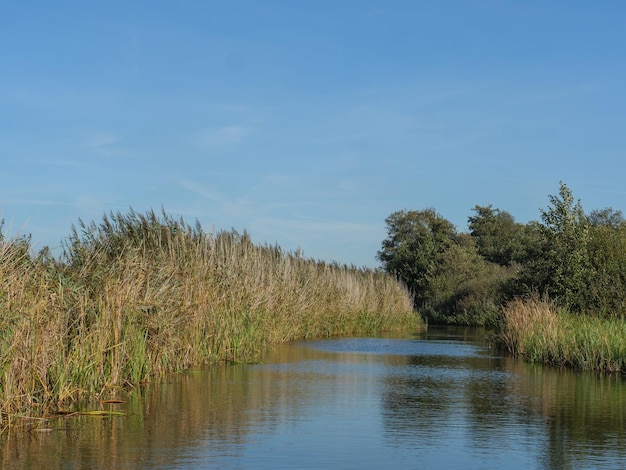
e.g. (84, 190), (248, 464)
(0, 210), (419, 430)
(499, 295), (626, 373)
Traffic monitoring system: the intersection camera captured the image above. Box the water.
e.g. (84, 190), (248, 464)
(3, 326), (626, 469)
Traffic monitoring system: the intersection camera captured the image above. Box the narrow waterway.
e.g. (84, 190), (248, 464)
(3, 326), (626, 469)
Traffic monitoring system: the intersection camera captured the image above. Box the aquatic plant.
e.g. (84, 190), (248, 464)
(0, 209), (419, 430)
(499, 295), (626, 373)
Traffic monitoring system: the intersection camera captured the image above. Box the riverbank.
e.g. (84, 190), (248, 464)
(0, 210), (420, 431)
(498, 297), (626, 373)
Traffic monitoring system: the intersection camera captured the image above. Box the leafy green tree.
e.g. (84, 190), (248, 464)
(377, 209), (456, 307)
(587, 207), (625, 228)
(380, 184), (626, 321)
(422, 243), (479, 309)
(424, 241), (512, 325)
(468, 205), (526, 266)
(519, 182), (592, 311)
(585, 220), (626, 316)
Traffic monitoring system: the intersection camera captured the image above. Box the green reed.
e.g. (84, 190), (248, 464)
(499, 296), (626, 373)
(0, 210), (420, 429)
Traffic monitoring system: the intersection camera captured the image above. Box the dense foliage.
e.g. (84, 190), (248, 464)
(378, 182), (626, 325)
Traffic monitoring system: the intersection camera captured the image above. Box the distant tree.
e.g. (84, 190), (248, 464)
(422, 243), (480, 310)
(377, 209), (456, 307)
(585, 218), (626, 316)
(518, 182), (592, 311)
(587, 207), (625, 228)
(467, 205), (526, 266)
(424, 241), (512, 326)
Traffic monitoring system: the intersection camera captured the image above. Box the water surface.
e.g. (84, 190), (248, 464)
(3, 326), (626, 469)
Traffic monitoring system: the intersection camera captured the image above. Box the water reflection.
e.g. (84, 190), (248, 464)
(377, 327), (626, 469)
(2, 327), (626, 469)
(505, 360), (626, 469)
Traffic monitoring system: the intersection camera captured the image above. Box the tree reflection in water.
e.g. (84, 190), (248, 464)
(3, 327), (626, 469)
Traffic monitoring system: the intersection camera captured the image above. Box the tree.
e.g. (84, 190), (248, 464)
(377, 209), (456, 307)
(468, 205), (526, 266)
(423, 241), (511, 325)
(519, 182), (592, 311)
(587, 207), (625, 228)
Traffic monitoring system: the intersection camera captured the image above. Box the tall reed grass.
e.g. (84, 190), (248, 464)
(499, 296), (626, 373)
(0, 210), (419, 430)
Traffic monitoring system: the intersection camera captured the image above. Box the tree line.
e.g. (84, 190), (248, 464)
(377, 182), (626, 325)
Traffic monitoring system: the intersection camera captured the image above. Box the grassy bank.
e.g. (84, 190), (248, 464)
(0, 210), (420, 430)
(498, 296), (626, 373)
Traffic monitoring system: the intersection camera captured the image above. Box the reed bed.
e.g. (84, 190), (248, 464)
(0, 210), (419, 429)
(499, 296), (626, 373)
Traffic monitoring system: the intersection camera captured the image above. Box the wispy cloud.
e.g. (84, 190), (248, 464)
(82, 131), (120, 149)
(246, 215), (384, 265)
(178, 178), (367, 234)
(257, 215), (378, 235)
(192, 126), (252, 150)
(505, 83), (603, 107)
(2, 193), (116, 214)
(179, 180), (225, 204)
(1, 197), (72, 208)
(178, 180), (266, 222)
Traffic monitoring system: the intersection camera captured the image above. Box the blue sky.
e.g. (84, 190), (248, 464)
(2, 1), (626, 267)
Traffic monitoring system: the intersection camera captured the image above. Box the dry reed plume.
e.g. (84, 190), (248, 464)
(0, 210), (419, 430)
(499, 295), (626, 373)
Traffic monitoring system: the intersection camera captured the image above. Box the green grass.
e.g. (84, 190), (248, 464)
(0, 210), (421, 430)
(498, 296), (626, 373)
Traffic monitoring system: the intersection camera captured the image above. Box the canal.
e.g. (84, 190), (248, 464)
(2, 326), (626, 469)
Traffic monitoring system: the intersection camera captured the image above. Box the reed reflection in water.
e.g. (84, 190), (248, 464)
(2, 327), (626, 469)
